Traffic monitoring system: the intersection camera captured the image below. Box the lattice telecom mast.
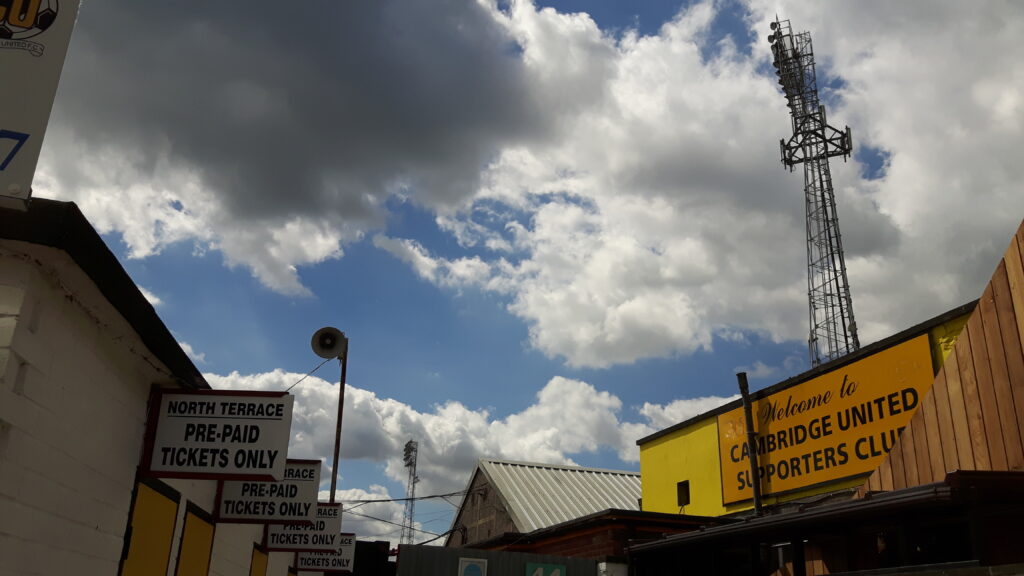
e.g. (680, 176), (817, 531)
(400, 440), (419, 545)
(769, 17), (860, 366)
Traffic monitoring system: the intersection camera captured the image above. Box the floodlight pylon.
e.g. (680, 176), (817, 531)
(770, 17), (860, 366)
(400, 440), (419, 546)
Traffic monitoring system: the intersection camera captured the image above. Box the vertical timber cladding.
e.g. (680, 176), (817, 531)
(718, 335), (934, 505)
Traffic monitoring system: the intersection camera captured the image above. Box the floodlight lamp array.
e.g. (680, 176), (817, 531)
(766, 18), (806, 109)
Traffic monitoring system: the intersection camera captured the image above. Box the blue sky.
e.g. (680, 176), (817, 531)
(34, 0), (1024, 543)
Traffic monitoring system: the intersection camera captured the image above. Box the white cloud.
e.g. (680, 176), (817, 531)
(320, 487), (417, 544)
(488, 376), (627, 461)
(36, 0), (534, 296)
(177, 341), (207, 364)
(139, 286), (162, 307)
(735, 361), (780, 380)
(375, 1), (824, 367)
(204, 370), (726, 496)
(34, 137), (350, 296)
(376, 0), (1024, 368)
(746, 0), (1024, 335)
(637, 395), (738, 431)
(40, 0), (1024, 368)
(372, 235), (492, 290)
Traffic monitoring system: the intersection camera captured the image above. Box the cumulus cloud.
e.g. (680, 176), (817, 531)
(735, 361), (780, 380)
(38, 0), (1024, 367)
(177, 341), (207, 364)
(373, 1), (837, 366)
(139, 287), (162, 307)
(637, 395), (739, 431)
(37, 0), (538, 294)
(376, 0), (1024, 367)
(372, 235), (493, 290)
(321, 487), (418, 544)
(749, 0), (1024, 337)
(205, 370), (731, 497)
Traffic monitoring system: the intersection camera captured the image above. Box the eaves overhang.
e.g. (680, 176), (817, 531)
(0, 199), (208, 390)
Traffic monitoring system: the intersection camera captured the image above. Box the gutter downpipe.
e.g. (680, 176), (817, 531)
(737, 372), (764, 517)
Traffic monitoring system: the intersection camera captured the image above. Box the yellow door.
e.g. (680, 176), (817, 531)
(249, 544), (268, 576)
(120, 479), (180, 576)
(175, 504), (215, 576)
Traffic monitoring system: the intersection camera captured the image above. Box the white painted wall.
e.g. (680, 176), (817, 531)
(598, 561), (629, 576)
(0, 240), (291, 576)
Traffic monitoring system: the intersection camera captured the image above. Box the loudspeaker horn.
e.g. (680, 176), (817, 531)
(311, 327), (347, 359)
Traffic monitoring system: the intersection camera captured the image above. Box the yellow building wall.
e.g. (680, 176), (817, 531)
(929, 313), (969, 370)
(640, 417), (727, 517)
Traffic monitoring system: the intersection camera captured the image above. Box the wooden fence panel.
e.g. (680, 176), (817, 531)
(1009, 232), (1024, 348)
(857, 219), (1024, 495)
(889, 426), (908, 490)
(878, 450), (894, 491)
(921, 383), (945, 482)
(966, 303), (1007, 469)
(901, 419), (919, 487)
(980, 272), (1022, 469)
(992, 259), (1024, 464)
(932, 366), (962, 473)
(945, 347), (976, 470)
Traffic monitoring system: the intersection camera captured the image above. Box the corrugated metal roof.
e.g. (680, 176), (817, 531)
(478, 459), (641, 533)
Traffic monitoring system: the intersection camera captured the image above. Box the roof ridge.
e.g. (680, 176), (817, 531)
(480, 458), (639, 477)
(476, 457), (642, 533)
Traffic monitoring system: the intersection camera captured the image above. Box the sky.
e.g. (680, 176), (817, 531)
(32, 0), (1024, 544)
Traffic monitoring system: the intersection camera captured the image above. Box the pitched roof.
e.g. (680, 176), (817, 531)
(478, 459), (641, 533)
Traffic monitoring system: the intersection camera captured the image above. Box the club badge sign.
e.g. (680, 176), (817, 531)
(217, 459), (320, 524)
(295, 533), (356, 573)
(267, 503), (343, 552)
(143, 390), (293, 481)
(0, 0), (82, 208)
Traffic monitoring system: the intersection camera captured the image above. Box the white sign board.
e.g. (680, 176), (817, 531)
(0, 0), (82, 208)
(459, 558), (488, 576)
(218, 459), (320, 524)
(145, 391), (293, 481)
(295, 534), (356, 573)
(267, 503), (342, 552)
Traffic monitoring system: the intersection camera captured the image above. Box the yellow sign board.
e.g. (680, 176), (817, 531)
(718, 335), (933, 504)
